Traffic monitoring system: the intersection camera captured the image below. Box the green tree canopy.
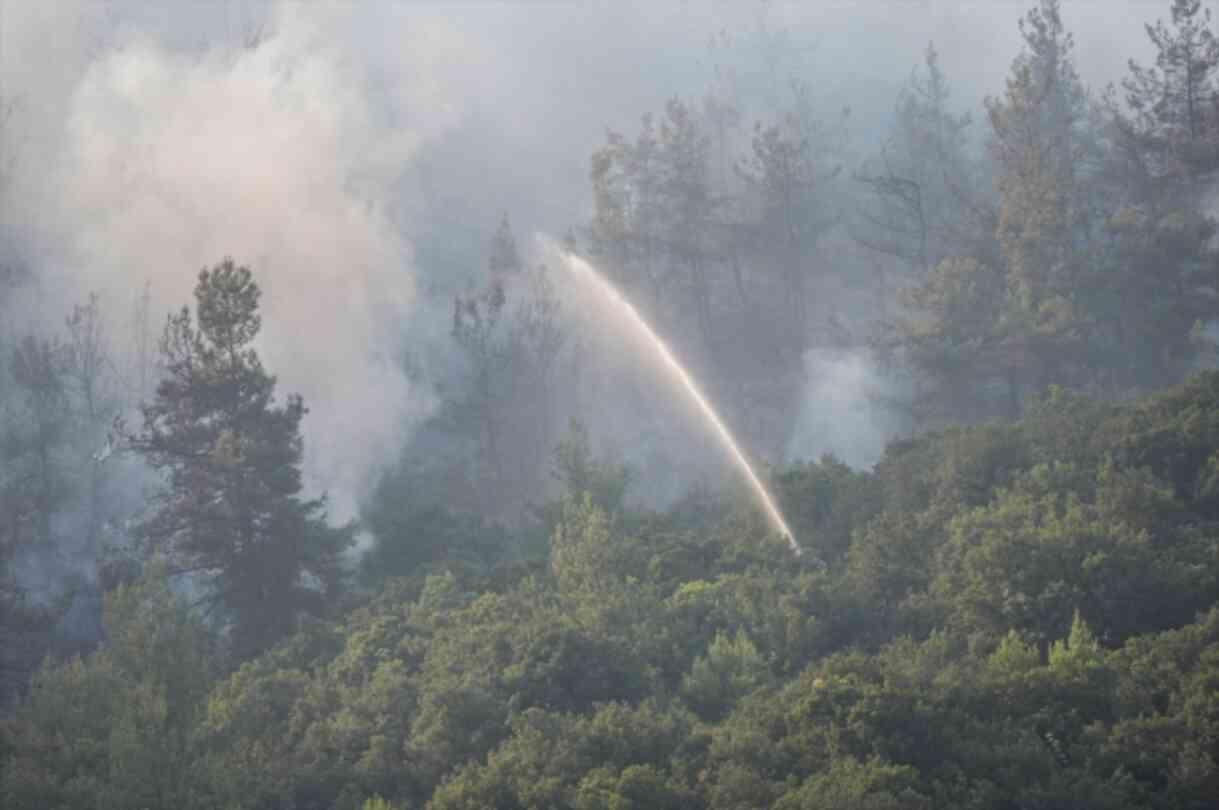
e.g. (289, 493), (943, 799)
(132, 259), (351, 660)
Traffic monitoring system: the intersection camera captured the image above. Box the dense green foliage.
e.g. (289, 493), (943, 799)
(7, 374), (1219, 809)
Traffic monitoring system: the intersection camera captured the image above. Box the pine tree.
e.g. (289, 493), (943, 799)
(891, 1), (1103, 423)
(894, 256), (1007, 425)
(1095, 0), (1219, 391)
(739, 86), (845, 354)
(132, 259), (350, 659)
(855, 42), (975, 275)
(986, 0), (1093, 413)
(653, 99), (715, 353)
(453, 217), (568, 518)
(589, 113), (668, 309)
(1123, 0), (1219, 180)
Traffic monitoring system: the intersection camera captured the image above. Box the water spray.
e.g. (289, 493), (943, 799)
(559, 248), (801, 555)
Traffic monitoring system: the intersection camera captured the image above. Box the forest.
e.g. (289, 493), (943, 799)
(4, 0), (1219, 807)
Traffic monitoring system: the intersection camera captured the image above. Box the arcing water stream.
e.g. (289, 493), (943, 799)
(561, 250), (802, 555)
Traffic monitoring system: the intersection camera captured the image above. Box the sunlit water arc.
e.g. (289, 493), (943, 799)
(561, 250), (801, 555)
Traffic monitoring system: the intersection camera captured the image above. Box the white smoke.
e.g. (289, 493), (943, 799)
(786, 348), (907, 470)
(1, 2), (489, 520)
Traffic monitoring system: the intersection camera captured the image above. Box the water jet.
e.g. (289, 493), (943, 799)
(558, 248), (801, 555)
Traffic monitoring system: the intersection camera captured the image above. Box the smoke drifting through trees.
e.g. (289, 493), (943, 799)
(2, 2), (450, 521)
(12, 4), (1219, 809)
(0, 1), (1173, 520)
(3, 0), (1219, 677)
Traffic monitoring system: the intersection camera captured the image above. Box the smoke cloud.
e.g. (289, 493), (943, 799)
(1, 2), (500, 518)
(787, 348), (910, 470)
(0, 0), (1173, 520)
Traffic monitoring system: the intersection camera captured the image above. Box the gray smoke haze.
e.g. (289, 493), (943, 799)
(2, 2), (482, 517)
(0, 0), (1175, 518)
(787, 348), (911, 469)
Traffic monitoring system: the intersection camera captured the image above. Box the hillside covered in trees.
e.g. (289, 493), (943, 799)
(5, 1), (1219, 808)
(8, 360), (1219, 809)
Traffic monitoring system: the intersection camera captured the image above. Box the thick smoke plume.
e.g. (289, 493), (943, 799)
(1, 3), (490, 519)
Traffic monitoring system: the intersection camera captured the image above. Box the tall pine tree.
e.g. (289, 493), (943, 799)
(1096, 0), (1219, 390)
(1123, 0), (1219, 180)
(132, 260), (350, 660)
(986, 0), (1093, 413)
